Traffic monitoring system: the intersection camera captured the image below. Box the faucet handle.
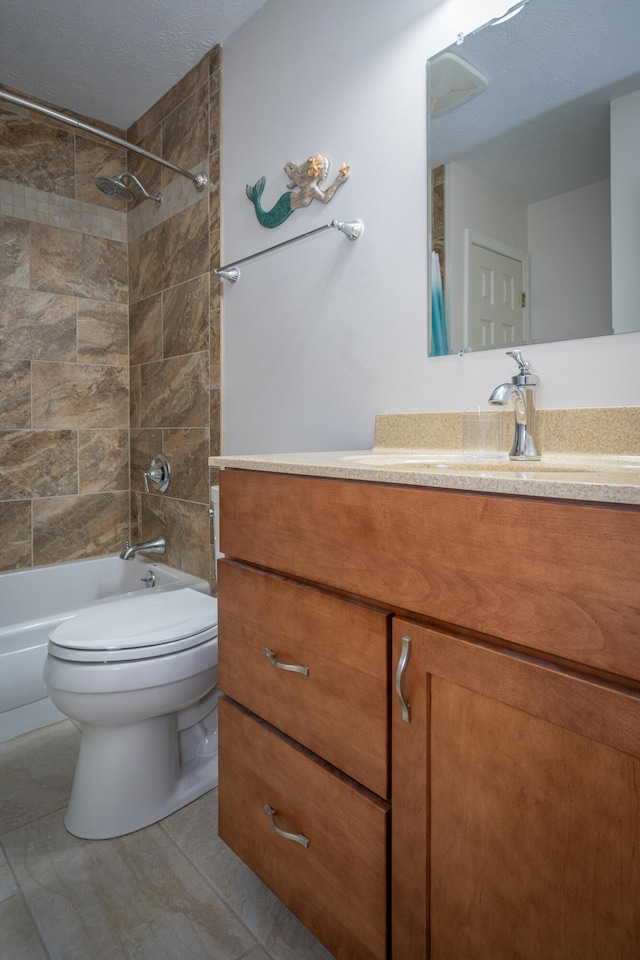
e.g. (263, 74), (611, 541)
(506, 349), (539, 387)
(506, 350), (530, 374)
(143, 453), (171, 494)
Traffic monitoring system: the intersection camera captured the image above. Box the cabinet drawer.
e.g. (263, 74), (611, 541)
(220, 469), (640, 682)
(218, 559), (390, 798)
(219, 698), (389, 960)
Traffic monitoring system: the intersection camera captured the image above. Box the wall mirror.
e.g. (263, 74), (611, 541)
(428, 0), (640, 356)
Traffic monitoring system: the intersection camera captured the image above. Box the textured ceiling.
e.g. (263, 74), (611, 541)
(0, 0), (269, 129)
(429, 0), (640, 203)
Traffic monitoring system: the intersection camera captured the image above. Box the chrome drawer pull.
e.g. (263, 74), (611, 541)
(395, 635), (412, 723)
(264, 804), (310, 848)
(263, 647), (309, 676)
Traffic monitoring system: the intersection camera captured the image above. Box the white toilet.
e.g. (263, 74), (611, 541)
(45, 587), (219, 839)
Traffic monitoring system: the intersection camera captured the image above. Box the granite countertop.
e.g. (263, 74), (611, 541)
(209, 407), (640, 506)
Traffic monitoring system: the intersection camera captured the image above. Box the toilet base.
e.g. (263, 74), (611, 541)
(64, 706), (219, 840)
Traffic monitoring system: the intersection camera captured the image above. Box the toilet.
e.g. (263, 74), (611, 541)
(45, 588), (219, 839)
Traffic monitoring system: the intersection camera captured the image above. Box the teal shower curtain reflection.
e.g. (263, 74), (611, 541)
(429, 250), (448, 356)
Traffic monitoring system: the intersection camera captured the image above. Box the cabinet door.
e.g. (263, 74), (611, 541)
(391, 619), (640, 960)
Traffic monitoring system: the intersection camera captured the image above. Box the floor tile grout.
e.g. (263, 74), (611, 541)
(1, 834), (54, 960)
(156, 813), (277, 959)
(1, 721), (330, 960)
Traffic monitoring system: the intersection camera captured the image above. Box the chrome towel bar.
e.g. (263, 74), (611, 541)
(214, 218), (363, 283)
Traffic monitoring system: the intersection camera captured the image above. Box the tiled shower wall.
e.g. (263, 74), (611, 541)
(0, 49), (221, 585)
(127, 48), (221, 587)
(0, 92), (130, 570)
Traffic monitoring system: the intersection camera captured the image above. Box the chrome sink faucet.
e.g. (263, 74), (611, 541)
(488, 350), (541, 460)
(119, 536), (167, 561)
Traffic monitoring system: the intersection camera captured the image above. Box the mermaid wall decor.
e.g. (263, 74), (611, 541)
(246, 154), (350, 228)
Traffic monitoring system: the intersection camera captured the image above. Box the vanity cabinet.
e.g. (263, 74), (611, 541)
(217, 468), (640, 960)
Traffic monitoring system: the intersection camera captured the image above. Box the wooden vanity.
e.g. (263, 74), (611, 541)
(216, 465), (640, 960)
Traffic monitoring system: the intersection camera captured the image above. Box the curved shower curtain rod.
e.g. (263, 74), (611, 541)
(0, 89), (208, 191)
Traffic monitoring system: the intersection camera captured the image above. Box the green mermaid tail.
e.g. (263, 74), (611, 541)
(246, 176), (293, 228)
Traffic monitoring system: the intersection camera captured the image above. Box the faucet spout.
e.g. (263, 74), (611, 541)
(119, 536), (167, 561)
(488, 352), (541, 460)
(488, 383), (527, 424)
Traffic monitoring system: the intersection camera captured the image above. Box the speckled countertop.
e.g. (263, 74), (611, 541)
(209, 407), (640, 506)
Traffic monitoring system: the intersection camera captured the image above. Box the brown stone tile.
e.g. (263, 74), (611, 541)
(163, 274), (209, 358)
(75, 135), (127, 210)
(77, 299), (129, 365)
(432, 164), (445, 188)
(139, 353), (208, 428)
(209, 172), (221, 262)
(31, 223), (127, 303)
(140, 495), (210, 582)
(431, 180), (445, 241)
(0, 105), (75, 196)
(129, 294), (162, 365)
(162, 428), (209, 503)
(0, 539), (32, 572)
(0, 430), (77, 499)
(128, 55), (210, 145)
(0, 361), (31, 429)
(32, 361), (128, 429)
(78, 429), (129, 493)
(209, 45), (221, 77)
(209, 54), (221, 159)
(130, 428), (163, 494)
(129, 199), (208, 302)
(209, 284), (221, 390)
(0, 218), (30, 288)
(130, 490), (142, 542)
(0, 289), (76, 362)
(160, 81), (209, 189)
(0, 500), (31, 572)
(129, 364), (141, 429)
(209, 389), (221, 457)
(0, 497), (31, 540)
(32, 492), (129, 565)
(126, 125), (162, 212)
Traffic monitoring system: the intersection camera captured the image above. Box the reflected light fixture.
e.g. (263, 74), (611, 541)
(428, 51), (488, 116)
(490, 0), (531, 26)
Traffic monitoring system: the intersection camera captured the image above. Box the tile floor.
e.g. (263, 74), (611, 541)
(0, 721), (333, 960)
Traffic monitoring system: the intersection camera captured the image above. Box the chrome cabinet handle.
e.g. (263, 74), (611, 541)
(264, 804), (310, 848)
(395, 635), (412, 723)
(263, 647), (309, 676)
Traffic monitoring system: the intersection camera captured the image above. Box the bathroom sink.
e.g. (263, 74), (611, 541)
(339, 452), (640, 476)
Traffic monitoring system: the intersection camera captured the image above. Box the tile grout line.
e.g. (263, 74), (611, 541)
(156, 813), (281, 960)
(0, 833), (54, 960)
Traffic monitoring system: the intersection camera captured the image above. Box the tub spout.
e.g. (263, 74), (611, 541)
(119, 536), (167, 560)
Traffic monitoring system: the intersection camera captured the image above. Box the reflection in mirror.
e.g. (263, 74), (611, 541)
(427, 0), (640, 356)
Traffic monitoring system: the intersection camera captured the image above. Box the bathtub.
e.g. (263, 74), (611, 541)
(0, 555), (210, 743)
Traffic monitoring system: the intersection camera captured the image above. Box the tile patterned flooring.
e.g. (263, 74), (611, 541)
(0, 721), (333, 960)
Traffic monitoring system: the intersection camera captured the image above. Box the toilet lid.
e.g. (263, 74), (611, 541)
(49, 588), (218, 655)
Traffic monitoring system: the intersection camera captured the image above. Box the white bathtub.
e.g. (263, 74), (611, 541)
(0, 555), (210, 743)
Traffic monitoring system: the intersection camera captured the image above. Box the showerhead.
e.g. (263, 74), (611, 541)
(95, 175), (135, 202)
(94, 172), (162, 205)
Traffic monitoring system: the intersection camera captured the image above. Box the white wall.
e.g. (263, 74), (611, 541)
(527, 180), (611, 343)
(611, 88), (640, 334)
(221, 0), (640, 455)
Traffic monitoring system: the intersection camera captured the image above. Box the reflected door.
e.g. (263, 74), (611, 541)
(469, 242), (524, 351)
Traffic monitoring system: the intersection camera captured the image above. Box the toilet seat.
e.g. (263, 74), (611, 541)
(48, 588), (218, 663)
